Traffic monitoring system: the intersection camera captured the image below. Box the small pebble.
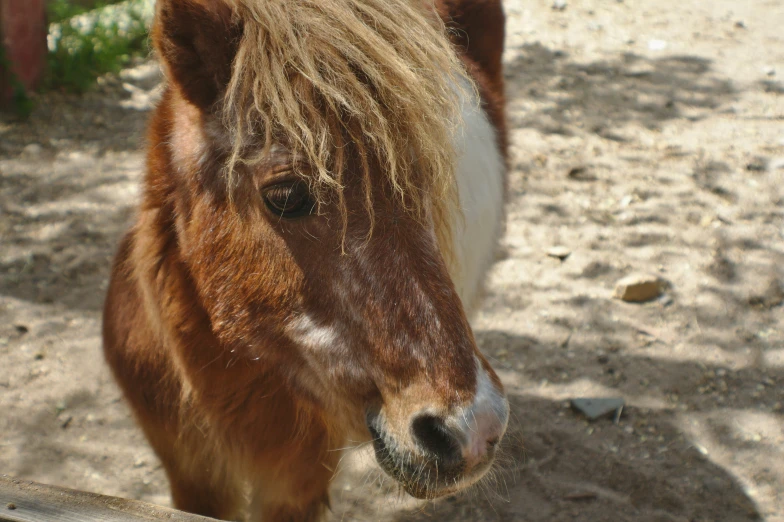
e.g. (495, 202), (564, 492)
(7, 503), (16, 510)
(546, 246), (572, 261)
(552, 0), (567, 10)
(14, 325), (28, 335)
(613, 274), (664, 303)
(22, 143), (42, 156)
(746, 158), (768, 172)
(567, 165), (595, 180)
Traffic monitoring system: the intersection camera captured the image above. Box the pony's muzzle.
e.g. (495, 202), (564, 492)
(366, 367), (509, 499)
(410, 405), (505, 474)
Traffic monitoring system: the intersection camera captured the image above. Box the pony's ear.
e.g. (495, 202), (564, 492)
(153, 0), (242, 110)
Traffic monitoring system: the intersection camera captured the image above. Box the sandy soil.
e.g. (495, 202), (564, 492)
(1, 0), (783, 520)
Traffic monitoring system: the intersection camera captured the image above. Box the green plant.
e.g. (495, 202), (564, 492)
(46, 0), (154, 93)
(47, 0), (110, 24)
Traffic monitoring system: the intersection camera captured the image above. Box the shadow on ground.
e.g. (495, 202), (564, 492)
(0, 164), (136, 311)
(333, 390), (762, 522)
(0, 75), (153, 155)
(504, 44), (735, 138)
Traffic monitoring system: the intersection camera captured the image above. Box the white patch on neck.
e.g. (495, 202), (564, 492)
(447, 81), (505, 317)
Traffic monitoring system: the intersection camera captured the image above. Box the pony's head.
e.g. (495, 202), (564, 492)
(151, 0), (507, 498)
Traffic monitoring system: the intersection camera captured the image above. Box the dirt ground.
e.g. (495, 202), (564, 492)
(1, 0), (783, 520)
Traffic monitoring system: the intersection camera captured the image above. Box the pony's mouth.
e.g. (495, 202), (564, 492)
(366, 415), (493, 499)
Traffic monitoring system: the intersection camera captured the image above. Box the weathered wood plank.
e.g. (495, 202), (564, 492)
(0, 476), (218, 522)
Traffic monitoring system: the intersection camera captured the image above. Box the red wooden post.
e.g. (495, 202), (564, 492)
(0, 0), (48, 104)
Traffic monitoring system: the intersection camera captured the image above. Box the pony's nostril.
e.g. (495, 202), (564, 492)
(410, 414), (461, 460)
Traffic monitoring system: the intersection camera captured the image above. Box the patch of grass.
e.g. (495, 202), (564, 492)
(46, 0), (154, 93)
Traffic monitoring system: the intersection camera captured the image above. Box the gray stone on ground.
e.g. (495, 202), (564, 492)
(570, 398), (625, 421)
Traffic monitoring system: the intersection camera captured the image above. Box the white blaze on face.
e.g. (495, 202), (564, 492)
(284, 313), (369, 404)
(448, 79), (506, 316)
(287, 313), (340, 351)
(284, 313), (343, 396)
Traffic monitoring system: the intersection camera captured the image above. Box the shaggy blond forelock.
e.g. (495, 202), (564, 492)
(222, 0), (470, 246)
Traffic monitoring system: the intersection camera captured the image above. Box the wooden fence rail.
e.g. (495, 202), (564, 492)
(0, 476), (218, 522)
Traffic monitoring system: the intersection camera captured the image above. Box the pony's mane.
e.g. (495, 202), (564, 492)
(223, 0), (470, 246)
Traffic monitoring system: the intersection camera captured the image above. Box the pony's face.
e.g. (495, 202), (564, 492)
(154, 0), (507, 499)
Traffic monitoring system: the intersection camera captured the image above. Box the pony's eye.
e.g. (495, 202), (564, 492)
(262, 181), (315, 219)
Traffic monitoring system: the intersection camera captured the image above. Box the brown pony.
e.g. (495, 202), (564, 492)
(102, 0), (508, 520)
